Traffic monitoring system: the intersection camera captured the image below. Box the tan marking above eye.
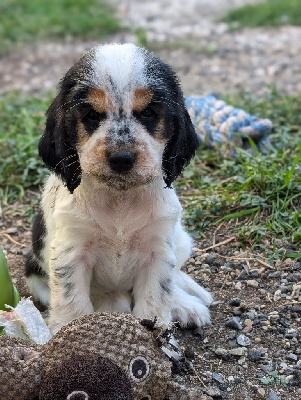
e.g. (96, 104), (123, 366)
(87, 88), (112, 113)
(132, 88), (153, 112)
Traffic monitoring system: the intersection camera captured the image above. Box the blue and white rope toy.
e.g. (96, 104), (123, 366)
(185, 95), (272, 152)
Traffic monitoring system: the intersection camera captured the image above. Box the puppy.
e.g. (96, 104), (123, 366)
(25, 43), (212, 333)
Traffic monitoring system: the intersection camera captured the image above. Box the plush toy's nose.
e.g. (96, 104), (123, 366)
(39, 354), (133, 400)
(108, 151), (136, 173)
(67, 391), (89, 399)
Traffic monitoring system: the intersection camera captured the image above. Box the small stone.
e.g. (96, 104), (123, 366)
(293, 262), (301, 271)
(184, 361), (194, 372)
(245, 312), (255, 320)
(230, 298), (241, 307)
(238, 270), (249, 280)
(204, 386), (222, 398)
(228, 330), (237, 339)
(287, 353), (298, 362)
(292, 305), (301, 314)
(6, 227), (18, 234)
(247, 279), (259, 288)
(237, 334), (251, 347)
(280, 362), (288, 370)
(248, 349), (265, 362)
(214, 347), (231, 361)
(257, 388), (265, 398)
(268, 391), (280, 400)
(212, 372), (224, 384)
(225, 317), (242, 330)
(242, 319), (253, 333)
(229, 347), (247, 357)
(274, 289), (282, 301)
(269, 271), (281, 278)
(184, 348), (195, 360)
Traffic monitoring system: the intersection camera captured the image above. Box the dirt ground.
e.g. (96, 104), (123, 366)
(1, 1), (301, 399)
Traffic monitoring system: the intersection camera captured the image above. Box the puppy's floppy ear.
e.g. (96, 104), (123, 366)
(39, 91), (81, 193)
(162, 107), (199, 188)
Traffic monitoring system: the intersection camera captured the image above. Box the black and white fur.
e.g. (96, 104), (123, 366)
(25, 43), (212, 333)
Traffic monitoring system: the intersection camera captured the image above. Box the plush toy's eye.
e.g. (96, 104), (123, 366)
(128, 355), (150, 382)
(67, 390), (89, 399)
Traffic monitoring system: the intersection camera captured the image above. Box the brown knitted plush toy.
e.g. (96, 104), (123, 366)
(0, 312), (201, 400)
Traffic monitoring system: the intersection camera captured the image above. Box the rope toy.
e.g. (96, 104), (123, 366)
(185, 95), (272, 152)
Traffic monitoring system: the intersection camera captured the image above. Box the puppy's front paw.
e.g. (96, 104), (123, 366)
(133, 304), (172, 325)
(172, 289), (211, 327)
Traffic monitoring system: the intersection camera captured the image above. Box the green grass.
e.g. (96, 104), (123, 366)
(0, 92), (51, 202)
(178, 89), (301, 250)
(222, 0), (301, 29)
(0, 0), (121, 54)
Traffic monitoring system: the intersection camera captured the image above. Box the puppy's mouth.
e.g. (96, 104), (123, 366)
(96, 172), (156, 190)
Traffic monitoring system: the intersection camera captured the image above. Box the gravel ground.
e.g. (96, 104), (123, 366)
(1, 197), (301, 400)
(1, 1), (301, 399)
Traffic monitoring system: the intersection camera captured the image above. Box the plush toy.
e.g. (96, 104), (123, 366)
(0, 312), (202, 400)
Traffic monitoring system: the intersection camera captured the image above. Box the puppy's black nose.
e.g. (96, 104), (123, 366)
(108, 151), (136, 173)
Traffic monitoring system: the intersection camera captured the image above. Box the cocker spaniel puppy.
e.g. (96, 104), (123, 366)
(25, 43), (212, 333)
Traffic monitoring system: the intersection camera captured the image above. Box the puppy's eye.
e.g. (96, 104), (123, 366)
(84, 109), (106, 123)
(139, 106), (156, 119)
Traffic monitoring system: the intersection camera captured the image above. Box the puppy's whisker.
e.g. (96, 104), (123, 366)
(153, 96), (181, 108)
(67, 100), (89, 111)
(64, 159), (79, 169)
(63, 142), (77, 151)
(54, 154), (77, 169)
(69, 166), (82, 187)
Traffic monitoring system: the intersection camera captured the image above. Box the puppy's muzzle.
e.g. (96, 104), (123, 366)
(108, 151), (136, 173)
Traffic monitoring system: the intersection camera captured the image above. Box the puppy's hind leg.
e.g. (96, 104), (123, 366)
(172, 224), (213, 327)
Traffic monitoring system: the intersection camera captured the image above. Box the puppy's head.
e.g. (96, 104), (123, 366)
(39, 43), (198, 192)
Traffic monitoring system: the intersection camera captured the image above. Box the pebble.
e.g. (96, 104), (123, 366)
(247, 279), (259, 288)
(212, 372), (224, 384)
(245, 312), (255, 320)
(269, 271), (281, 278)
(228, 330), (237, 340)
(287, 353), (298, 362)
(237, 334), (251, 347)
(184, 348), (195, 360)
(268, 391), (280, 400)
(248, 349), (265, 362)
(229, 347), (248, 357)
(256, 387), (265, 398)
(225, 317), (243, 330)
(230, 298), (241, 307)
(6, 227), (18, 234)
(214, 347), (231, 361)
(238, 270), (249, 280)
(204, 386), (222, 398)
(242, 319), (253, 333)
